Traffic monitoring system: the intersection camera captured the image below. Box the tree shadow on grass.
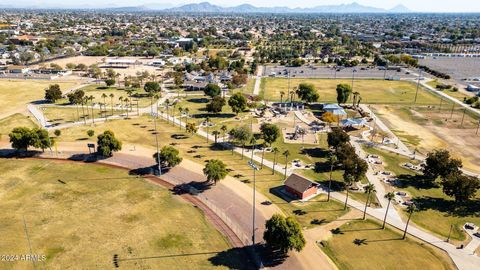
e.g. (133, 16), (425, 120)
(257, 245), (288, 268)
(302, 148), (330, 159)
(413, 196), (480, 218)
(395, 174), (439, 190)
(171, 134), (189, 140)
(173, 181), (213, 195)
(208, 246), (256, 270)
(187, 98), (209, 104)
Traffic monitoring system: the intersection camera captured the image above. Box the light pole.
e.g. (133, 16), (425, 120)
(414, 69), (422, 104)
(351, 68), (357, 92)
(446, 224), (453, 242)
(248, 160), (260, 246)
(155, 133), (161, 176)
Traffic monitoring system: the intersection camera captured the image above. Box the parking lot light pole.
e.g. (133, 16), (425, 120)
(248, 161), (260, 246)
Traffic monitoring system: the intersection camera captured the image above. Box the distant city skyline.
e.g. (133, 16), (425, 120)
(1, 0), (480, 13)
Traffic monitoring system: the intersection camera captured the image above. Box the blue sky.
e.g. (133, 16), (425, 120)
(2, 0), (480, 12)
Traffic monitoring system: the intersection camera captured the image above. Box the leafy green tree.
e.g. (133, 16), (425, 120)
(228, 92), (248, 115)
(30, 128), (52, 152)
(203, 159), (228, 185)
(327, 128), (350, 150)
(144, 81), (161, 93)
(206, 96), (226, 113)
(260, 123), (280, 146)
(263, 214), (306, 254)
(442, 172), (480, 203)
(296, 83), (319, 103)
(9, 127), (33, 151)
(87, 130), (95, 137)
(45, 84), (62, 102)
(204, 83), (221, 98)
(154, 146), (182, 168)
(54, 130), (61, 137)
(423, 150), (462, 181)
(67, 90), (85, 104)
(336, 84), (352, 104)
(229, 125), (252, 159)
(343, 156), (368, 182)
(97, 130), (122, 157)
(105, 78), (115, 87)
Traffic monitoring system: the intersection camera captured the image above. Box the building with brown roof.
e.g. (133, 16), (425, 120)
(284, 173), (319, 200)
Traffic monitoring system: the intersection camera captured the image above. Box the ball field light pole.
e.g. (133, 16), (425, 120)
(248, 160), (260, 246)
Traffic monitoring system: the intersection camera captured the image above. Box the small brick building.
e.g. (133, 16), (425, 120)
(284, 174), (319, 200)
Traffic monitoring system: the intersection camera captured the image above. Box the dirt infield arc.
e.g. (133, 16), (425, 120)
(28, 157), (249, 258)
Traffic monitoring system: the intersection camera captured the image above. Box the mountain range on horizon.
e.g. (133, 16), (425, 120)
(0, 1), (414, 13)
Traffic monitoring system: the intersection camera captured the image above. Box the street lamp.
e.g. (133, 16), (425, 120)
(351, 68), (357, 92)
(248, 160), (260, 246)
(155, 132), (161, 176)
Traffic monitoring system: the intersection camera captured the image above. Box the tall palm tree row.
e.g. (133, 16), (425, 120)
(402, 204), (416, 239)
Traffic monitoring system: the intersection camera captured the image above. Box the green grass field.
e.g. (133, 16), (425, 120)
(426, 80), (471, 101)
(260, 78), (441, 105)
(362, 146), (480, 242)
(0, 158), (245, 269)
(321, 219), (454, 270)
(0, 79), (78, 115)
(41, 106), (125, 126)
(56, 116), (348, 228)
(0, 113), (38, 137)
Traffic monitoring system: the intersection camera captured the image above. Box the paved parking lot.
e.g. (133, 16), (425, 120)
(263, 65), (418, 80)
(419, 56), (480, 87)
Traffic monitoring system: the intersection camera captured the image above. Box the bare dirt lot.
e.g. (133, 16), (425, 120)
(372, 105), (480, 173)
(34, 56), (167, 78)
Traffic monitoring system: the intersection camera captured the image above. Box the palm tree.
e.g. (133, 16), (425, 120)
(343, 174), (354, 210)
(89, 96), (95, 123)
(101, 93), (107, 118)
(124, 97), (130, 118)
(184, 108), (190, 131)
(205, 117), (210, 142)
(165, 99), (170, 122)
(109, 93), (114, 116)
(297, 128), (306, 148)
(178, 106), (184, 128)
(363, 184), (376, 220)
(212, 130), (221, 144)
(118, 96), (124, 115)
(352, 91), (360, 107)
(403, 204), (416, 239)
(249, 136), (256, 161)
(221, 125), (227, 142)
(81, 97), (87, 124)
(272, 147), (279, 175)
(260, 144), (266, 169)
(382, 192), (396, 229)
(327, 154), (338, 202)
(280, 91), (285, 103)
(283, 150), (290, 180)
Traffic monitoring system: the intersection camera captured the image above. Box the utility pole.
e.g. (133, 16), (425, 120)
(476, 120), (480, 135)
(248, 161), (259, 247)
(438, 98), (443, 112)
